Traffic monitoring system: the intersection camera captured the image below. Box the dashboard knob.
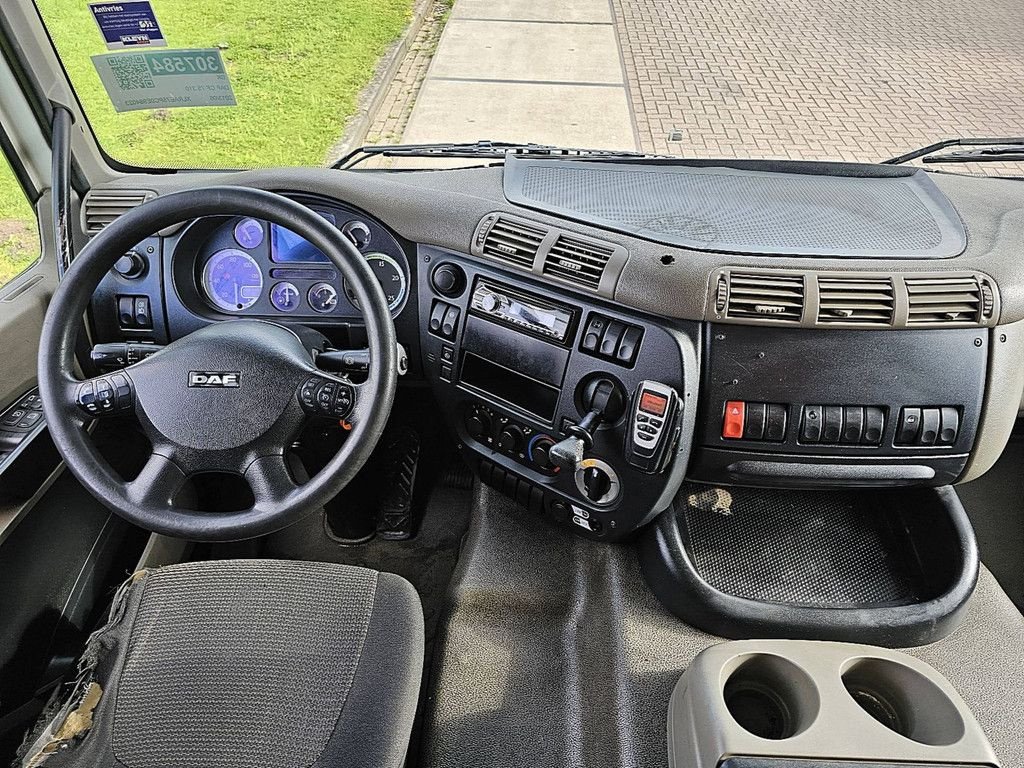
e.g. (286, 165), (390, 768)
(479, 291), (499, 312)
(466, 410), (491, 440)
(431, 263), (466, 298)
(113, 250), (145, 279)
(582, 466), (612, 502)
(497, 425), (524, 453)
(529, 436), (556, 470)
(341, 220), (372, 250)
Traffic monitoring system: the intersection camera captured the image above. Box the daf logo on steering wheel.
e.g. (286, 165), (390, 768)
(188, 371), (240, 388)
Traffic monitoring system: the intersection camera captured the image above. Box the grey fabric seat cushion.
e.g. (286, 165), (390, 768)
(27, 559), (424, 768)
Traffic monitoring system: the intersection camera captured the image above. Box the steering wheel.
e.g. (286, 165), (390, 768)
(38, 186), (398, 541)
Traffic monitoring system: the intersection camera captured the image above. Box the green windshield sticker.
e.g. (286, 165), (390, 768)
(92, 48), (236, 112)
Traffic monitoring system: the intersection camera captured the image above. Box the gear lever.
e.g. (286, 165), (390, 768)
(549, 377), (625, 473)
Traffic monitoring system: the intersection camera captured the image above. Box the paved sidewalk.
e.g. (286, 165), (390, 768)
(374, 0), (1023, 173)
(612, 0), (1024, 164)
(401, 0), (638, 150)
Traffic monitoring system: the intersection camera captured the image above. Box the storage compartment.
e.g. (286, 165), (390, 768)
(459, 352), (561, 423)
(669, 641), (999, 768)
(640, 485), (978, 647)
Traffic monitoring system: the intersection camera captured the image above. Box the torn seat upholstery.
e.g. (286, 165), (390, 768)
(20, 559), (424, 768)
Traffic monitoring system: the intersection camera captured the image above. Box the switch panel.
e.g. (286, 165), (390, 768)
(579, 311), (643, 367)
(116, 294), (153, 330)
(801, 404), (885, 446)
(721, 401), (788, 442)
(429, 299), (460, 341)
(896, 406), (960, 446)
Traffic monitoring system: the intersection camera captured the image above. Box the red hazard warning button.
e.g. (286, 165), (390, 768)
(723, 400), (746, 439)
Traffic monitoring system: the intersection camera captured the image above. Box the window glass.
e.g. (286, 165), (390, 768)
(34, 0), (412, 169)
(0, 153), (40, 288)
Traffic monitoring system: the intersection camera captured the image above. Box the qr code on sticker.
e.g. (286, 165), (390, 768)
(108, 55), (154, 90)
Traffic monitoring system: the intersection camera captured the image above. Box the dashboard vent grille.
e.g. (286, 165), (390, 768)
(481, 216), (546, 268)
(905, 275), (982, 325)
(816, 276), (894, 326)
(543, 234), (613, 289)
(726, 272), (804, 322)
(84, 190), (153, 234)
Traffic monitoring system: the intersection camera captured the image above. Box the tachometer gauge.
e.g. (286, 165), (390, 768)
(308, 282), (339, 313)
(202, 249), (264, 312)
(344, 252), (407, 313)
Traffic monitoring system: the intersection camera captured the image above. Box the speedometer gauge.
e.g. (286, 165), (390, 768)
(202, 249), (264, 312)
(344, 252), (408, 313)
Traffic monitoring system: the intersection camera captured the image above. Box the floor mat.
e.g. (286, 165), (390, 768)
(421, 483), (1024, 768)
(680, 483), (920, 606)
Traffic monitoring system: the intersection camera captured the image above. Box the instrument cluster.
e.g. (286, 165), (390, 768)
(183, 197), (411, 320)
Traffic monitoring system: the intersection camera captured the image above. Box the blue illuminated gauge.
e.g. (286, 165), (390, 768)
(308, 282), (339, 313)
(202, 249), (264, 312)
(234, 217), (264, 249)
(269, 281), (300, 312)
(343, 252), (407, 313)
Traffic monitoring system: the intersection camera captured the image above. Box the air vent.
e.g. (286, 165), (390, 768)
(816, 276), (894, 326)
(542, 234), (613, 289)
(726, 272), (804, 322)
(905, 276), (982, 325)
(480, 216), (546, 268)
(84, 190), (153, 234)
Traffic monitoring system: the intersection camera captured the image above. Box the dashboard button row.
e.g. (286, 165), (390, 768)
(580, 312), (643, 367)
(896, 406), (959, 446)
(801, 405), (884, 445)
(722, 400), (787, 442)
(429, 300), (460, 341)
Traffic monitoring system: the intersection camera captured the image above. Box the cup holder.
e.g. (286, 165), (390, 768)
(841, 658), (966, 746)
(722, 654), (820, 740)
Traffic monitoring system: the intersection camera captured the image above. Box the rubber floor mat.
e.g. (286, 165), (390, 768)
(680, 484), (924, 606)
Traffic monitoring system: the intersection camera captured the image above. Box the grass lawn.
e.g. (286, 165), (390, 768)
(1, 0), (413, 283)
(0, 159), (40, 286)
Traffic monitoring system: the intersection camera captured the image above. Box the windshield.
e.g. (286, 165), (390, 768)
(36, 0), (412, 168)
(35, 0), (1024, 175)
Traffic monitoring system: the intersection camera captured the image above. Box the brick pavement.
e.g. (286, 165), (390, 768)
(612, 0), (1024, 168)
(365, 0), (1023, 175)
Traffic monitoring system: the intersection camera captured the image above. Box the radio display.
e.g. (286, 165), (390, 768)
(470, 279), (576, 345)
(269, 212), (336, 263)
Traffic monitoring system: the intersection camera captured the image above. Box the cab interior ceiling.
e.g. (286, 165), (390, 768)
(3, 149), (1024, 768)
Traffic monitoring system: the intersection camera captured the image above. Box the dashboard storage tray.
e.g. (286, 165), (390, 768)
(639, 485), (978, 647)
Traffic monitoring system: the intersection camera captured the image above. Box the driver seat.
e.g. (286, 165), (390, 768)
(20, 559), (424, 768)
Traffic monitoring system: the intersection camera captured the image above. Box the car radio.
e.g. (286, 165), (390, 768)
(469, 279), (577, 345)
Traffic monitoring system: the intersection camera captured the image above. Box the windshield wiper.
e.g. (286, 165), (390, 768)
(884, 137), (1024, 165)
(331, 140), (667, 170)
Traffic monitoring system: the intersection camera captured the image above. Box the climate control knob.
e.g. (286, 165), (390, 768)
(465, 409), (491, 440)
(497, 425), (524, 454)
(529, 435), (557, 470)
